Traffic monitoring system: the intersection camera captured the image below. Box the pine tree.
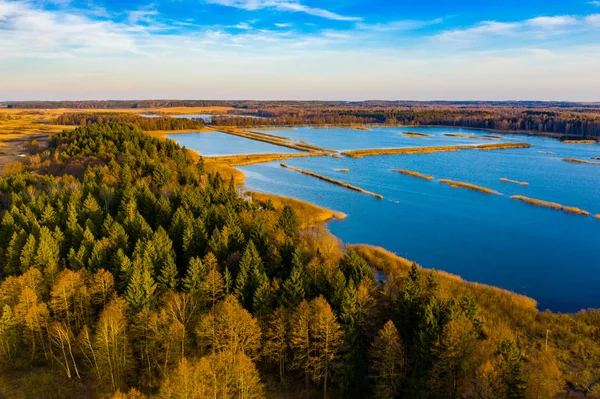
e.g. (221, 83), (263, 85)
(369, 321), (405, 399)
(278, 205), (299, 237)
(263, 306), (289, 382)
(290, 300), (312, 389)
(235, 241), (264, 310)
(309, 296), (343, 399)
(182, 257), (205, 296)
(280, 263), (306, 309)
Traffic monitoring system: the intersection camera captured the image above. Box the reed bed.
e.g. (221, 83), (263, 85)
(596, 214), (600, 220)
(511, 195), (590, 216)
(563, 158), (600, 165)
(338, 168), (349, 173)
(393, 169), (434, 180)
(280, 163), (383, 199)
(481, 134), (504, 139)
(500, 178), (529, 186)
(341, 142), (531, 158)
(249, 191), (347, 227)
(561, 140), (597, 144)
(443, 133), (470, 138)
(439, 179), (501, 195)
(402, 132), (432, 137)
(206, 153), (316, 166)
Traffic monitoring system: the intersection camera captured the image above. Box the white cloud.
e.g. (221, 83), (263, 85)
(206, 0), (361, 21)
(589, 1), (600, 6)
(274, 22), (292, 28)
(357, 18), (443, 32)
(433, 14), (599, 44)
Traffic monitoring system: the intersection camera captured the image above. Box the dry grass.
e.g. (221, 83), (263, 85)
(280, 163), (383, 199)
(249, 191), (346, 227)
(500, 177), (529, 186)
(349, 244), (539, 314)
(439, 179), (501, 195)
(338, 168), (349, 172)
(563, 158), (600, 165)
(341, 142), (531, 158)
(511, 195), (590, 216)
(596, 214), (600, 220)
(205, 153), (317, 167)
(393, 169), (434, 180)
(402, 132), (432, 138)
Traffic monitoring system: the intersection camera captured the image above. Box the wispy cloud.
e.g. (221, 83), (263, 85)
(589, 1), (600, 6)
(205, 0), (361, 21)
(433, 14), (599, 44)
(357, 18), (443, 32)
(274, 22), (292, 28)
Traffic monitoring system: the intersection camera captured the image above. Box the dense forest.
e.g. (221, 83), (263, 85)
(0, 123), (599, 398)
(221, 108), (600, 139)
(54, 113), (205, 131)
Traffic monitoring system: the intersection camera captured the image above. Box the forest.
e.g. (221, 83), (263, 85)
(0, 122), (599, 399)
(54, 113), (205, 131)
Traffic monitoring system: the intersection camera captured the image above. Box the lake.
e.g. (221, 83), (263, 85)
(170, 126), (600, 312)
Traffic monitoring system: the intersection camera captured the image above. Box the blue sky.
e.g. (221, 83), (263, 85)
(1, 0), (599, 100)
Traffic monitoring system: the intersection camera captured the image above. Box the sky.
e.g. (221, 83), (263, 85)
(1, 0), (600, 101)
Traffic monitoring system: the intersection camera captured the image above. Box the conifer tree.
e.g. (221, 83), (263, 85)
(369, 320), (405, 399)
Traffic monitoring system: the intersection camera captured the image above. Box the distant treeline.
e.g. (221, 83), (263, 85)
(5, 100), (600, 110)
(55, 112), (204, 131)
(223, 108), (600, 139)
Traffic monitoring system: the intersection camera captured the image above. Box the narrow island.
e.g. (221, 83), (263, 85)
(563, 158), (600, 165)
(439, 179), (501, 195)
(342, 142), (531, 158)
(500, 177), (529, 186)
(561, 139), (597, 144)
(511, 195), (590, 216)
(280, 163), (384, 199)
(402, 132), (432, 138)
(393, 169), (434, 180)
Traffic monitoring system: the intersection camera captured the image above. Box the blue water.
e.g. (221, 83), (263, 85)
(171, 127), (600, 312)
(168, 132), (302, 157)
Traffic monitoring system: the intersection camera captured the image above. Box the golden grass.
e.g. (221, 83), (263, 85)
(338, 168), (349, 173)
(280, 163), (383, 199)
(511, 195), (590, 216)
(563, 158), (600, 165)
(341, 142), (531, 158)
(402, 132), (432, 138)
(393, 169), (434, 180)
(500, 177), (529, 186)
(249, 191), (346, 227)
(561, 140), (597, 144)
(348, 244), (539, 313)
(439, 179), (501, 195)
(205, 153), (316, 167)
(596, 214), (600, 220)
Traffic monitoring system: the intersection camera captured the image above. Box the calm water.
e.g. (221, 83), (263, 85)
(168, 132), (302, 157)
(171, 127), (600, 312)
